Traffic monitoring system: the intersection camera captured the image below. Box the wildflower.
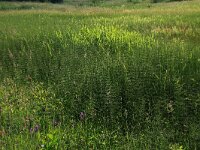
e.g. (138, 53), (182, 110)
(52, 120), (59, 127)
(34, 125), (39, 132)
(41, 144), (45, 148)
(167, 101), (174, 113)
(30, 124), (40, 133)
(80, 112), (86, 121)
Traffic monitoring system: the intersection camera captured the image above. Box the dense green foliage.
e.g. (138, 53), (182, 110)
(0, 1), (200, 149)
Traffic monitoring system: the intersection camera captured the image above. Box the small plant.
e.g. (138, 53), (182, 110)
(38, 130), (60, 150)
(170, 144), (185, 150)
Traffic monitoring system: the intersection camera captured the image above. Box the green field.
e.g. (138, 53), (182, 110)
(0, 1), (200, 149)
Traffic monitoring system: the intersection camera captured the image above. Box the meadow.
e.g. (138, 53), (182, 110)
(0, 0), (200, 149)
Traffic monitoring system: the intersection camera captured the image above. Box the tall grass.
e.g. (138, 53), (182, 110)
(0, 1), (200, 149)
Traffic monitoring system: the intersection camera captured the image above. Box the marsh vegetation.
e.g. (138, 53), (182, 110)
(0, 0), (200, 149)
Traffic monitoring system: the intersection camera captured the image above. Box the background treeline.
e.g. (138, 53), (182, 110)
(0, 0), (188, 4)
(1, 0), (63, 3)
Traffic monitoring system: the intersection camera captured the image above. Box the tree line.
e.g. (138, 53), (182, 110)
(3, 0), (63, 3)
